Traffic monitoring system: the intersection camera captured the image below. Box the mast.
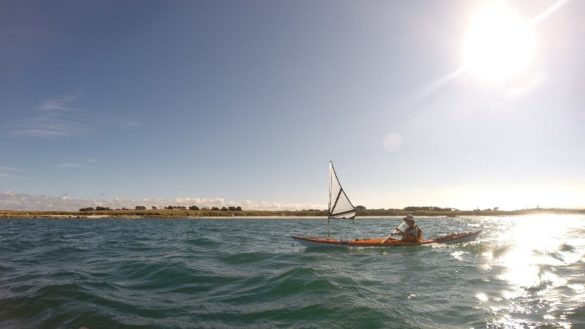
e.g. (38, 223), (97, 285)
(328, 161), (333, 220)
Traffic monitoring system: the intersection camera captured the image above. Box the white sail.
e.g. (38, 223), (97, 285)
(328, 161), (357, 219)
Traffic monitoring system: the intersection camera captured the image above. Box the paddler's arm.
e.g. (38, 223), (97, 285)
(382, 230), (402, 244)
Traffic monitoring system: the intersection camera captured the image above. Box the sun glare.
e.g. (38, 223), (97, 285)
(464, 2), (536, 82)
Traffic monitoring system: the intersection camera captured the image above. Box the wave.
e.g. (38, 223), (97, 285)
(1, 216), (584, 328)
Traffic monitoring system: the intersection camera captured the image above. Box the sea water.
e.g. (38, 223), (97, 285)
(0, 216), (584, 329)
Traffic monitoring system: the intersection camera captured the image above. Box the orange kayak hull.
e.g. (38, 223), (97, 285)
(292, 230), (481, 248)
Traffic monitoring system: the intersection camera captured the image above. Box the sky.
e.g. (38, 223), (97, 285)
(1, 0), (584, 211)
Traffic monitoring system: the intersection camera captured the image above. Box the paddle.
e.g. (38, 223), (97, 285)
(382, 219), (421, 243)
(381, 225), (405, 244)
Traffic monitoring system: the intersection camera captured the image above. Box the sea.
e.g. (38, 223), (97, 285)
(0, 215), (584, 329)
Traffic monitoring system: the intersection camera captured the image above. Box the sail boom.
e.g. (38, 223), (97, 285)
(330, 209), (357, 218)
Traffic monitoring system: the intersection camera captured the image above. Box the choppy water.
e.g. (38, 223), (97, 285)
(0, 216), (584, 329)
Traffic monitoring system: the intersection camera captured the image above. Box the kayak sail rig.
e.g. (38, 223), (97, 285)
(292, 162), (481, 248)
(327, 161), (357, 235)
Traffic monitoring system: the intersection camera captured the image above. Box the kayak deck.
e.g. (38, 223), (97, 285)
(292, 230), (481, 248)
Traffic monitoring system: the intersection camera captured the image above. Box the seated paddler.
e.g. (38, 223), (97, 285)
(383, 214), (423, 243)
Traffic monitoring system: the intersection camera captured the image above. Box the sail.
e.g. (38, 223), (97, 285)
(328, 161), (357, 219)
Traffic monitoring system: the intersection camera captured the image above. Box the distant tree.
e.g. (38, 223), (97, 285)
(211, 207), (219, 211)
(79, 207), (94, 212)
(235, 206), (242, 211)
(220, 207), (228, 211)
(135, 206), (146, 210)
(356, 205), (367, 211)
(96, 206), (111, 211)
(189, 205), (200, 211)
(152, 206), (157, 210)
(404, 206), (453, 212)
(165, 206), (174, 210)
(228, 206), (236, 211)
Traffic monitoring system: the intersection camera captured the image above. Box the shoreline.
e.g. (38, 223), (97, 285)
(1, 208), (584, 219)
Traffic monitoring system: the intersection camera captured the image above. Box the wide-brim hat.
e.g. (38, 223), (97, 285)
(402, 214), (414, 221)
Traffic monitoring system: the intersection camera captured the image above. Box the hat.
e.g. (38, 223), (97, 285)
(402, 214), (414, 221)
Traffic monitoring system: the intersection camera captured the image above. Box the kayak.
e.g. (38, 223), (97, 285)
(292, 230), (481, 248)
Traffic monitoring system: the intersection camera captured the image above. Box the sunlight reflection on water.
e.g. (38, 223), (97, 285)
(479, 215), (585, 328)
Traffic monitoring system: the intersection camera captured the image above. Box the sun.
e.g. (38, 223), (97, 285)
(463, 2), (536, 82)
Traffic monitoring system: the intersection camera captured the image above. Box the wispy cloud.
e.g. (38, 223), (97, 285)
(11, 118), (84, 138)
(56, 158), (98, 169)
(39, 94), (80, 112)
(0, 166), (23, 180)
(10, 93), (85, 138)
(0, 192), (323, 211)
(8, 93), (139, 138)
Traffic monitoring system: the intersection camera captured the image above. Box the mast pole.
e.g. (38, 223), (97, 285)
(328, 161), (333, 238)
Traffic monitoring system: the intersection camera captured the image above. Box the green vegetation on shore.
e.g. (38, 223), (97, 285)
(1, 207), (584, 219)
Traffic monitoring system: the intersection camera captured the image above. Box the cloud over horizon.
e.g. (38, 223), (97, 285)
(0, 191), (323, 212)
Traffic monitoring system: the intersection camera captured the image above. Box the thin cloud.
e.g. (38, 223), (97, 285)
(11, 116), (84, 137)
(56, 158), (98, 169)
(10, 94), (85, 138)
(8, 93), (139, 138)
(0, 166), (23, 180)
(82, 110), (140, 128)
(39, 94), (80, 112)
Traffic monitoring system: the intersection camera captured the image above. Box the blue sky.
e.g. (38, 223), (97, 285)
(1, 0), (584, 211)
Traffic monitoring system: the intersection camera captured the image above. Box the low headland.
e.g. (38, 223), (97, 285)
(1, 206), (584, 219)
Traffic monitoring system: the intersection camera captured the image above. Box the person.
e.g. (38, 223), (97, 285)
(390, 214), (423, 242)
